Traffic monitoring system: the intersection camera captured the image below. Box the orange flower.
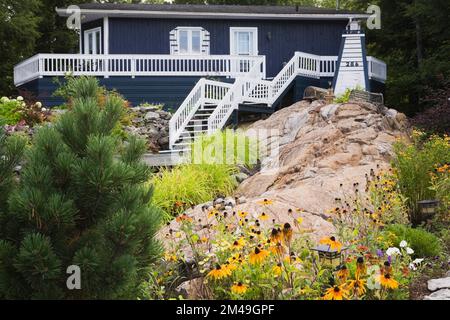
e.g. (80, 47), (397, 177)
(207, 264), (232, 280)
(377, 273), (399, 289)
(319, 236), (343, 251)
(231, 282), (248, 294)
(249, 247), (270, 265)
(323, 285), (349, 300)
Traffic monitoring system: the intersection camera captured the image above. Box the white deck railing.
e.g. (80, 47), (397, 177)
(13, 54), (266, 86)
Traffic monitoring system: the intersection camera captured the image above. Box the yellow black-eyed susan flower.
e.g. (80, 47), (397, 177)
(230, 237), (246, 250)
(238, 210), (248, 218)
(282, 223), (293, 245)
(347, 278), (367, 296)
(231, 282), (248, 294)
(269, 241), (285, 256)
(272, 263), (283, 276)
(249, 247), (270, 265)
(259, 212), (269, 221)
(257, 198), (274, 206)
(377, 273), (399, 289)
(355, 257), (366, 279)
(323, 285), (349, 300)
(270, 228), (282, 244)
(337, 265), (349, 283)
(207, 264), (232, 280)
(319, 236), (343, 251)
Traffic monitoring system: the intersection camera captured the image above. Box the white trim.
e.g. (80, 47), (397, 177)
(83, 27), (102, 54)
(175, 27), (205, 55)
(229, 27), (258, 56)
(103, 17), (109, 55)
(56, 8), (370, 21)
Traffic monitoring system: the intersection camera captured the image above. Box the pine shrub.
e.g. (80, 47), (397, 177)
(0, 77), (162, 299)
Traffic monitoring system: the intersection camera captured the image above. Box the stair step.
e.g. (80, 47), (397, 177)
(185, 124), (207, 127)
(181, 130), (207, 135)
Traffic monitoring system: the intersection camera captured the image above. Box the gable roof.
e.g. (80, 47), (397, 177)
(57, 3), (369, 22)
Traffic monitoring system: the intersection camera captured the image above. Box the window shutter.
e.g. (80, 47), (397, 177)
(201, 28), (210, 55)
(169, 28), (178, 54)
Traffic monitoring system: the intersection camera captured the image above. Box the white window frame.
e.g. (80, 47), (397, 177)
(229, 27), (258, 56)
(175, 27), (204, 55)
(84, 27), (102, 55)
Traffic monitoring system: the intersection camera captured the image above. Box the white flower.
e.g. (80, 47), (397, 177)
(42, 108), (47, 112)
(386, 247), (401, 256)
(399, 240), (408, 248)
(406, 247), (414, 255)
(413, 258), (424, 264)
(35, 102), (42, 108)
(17, 96), (24, 101)
(409, 263), (417, 271)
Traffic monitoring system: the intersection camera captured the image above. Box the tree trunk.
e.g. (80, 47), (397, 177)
(415, 19), (424, 68)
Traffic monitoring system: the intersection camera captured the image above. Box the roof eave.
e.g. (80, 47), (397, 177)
(56, 7), (369, 21)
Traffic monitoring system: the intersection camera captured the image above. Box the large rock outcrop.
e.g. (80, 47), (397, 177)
(163, 100), (410, 250)
(237, 100), (409, 215)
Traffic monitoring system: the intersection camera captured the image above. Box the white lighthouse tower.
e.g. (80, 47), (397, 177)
(333, 19), (369, 96)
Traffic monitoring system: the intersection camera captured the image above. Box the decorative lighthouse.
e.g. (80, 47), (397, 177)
(333, 19), (370, 96)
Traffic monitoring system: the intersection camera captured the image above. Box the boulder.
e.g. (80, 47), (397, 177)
(424, 289), (450, 300)
(428, 277), (450, 292)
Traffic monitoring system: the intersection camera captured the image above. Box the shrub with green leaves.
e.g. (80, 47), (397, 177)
(0, 77), (162, 299)
(385, 224), (442, 257)
(0, 97), (23, 125)
(392, 132), (450, 223)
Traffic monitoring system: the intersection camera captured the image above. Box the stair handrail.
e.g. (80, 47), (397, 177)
(169, 78), (233, 148)
(169, 78), (206, 148)
(207, 57), (265, 134)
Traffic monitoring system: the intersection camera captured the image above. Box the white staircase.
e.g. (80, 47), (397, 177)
(168, 51), (385, 151)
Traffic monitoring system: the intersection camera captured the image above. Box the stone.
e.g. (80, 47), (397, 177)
(234, 172), (249, 183)
(224, 206), (233, 211)
(214, 198), (224, 205)
(224, 197), (236, 207)
(428, 277), (450, 292)
(145, 111), (160, 120)
(424, 289), (450, 300)
(237, 196), (247, 204)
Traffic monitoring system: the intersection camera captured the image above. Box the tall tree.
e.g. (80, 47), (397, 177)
(0, 0), (41, 95)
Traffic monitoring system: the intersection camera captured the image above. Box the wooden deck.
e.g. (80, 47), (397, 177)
(142, 151), (188, 167)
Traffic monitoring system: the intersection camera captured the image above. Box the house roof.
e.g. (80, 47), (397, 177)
(57, 3), (369, 22)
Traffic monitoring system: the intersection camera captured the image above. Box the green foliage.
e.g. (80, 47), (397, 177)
(151, 163), (238, 218)
(0, 130), (27, 216)
(385, 224), (442, 258)
(0, 77), (162, 299)
(334, 88), (352, 104)
(392, 132), (450, 223)
(191, 129), (259, 168)
(0, 97), (23, 125)
(0, 0), (41, 95)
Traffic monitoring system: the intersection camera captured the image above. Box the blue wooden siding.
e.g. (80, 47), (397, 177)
(19, 75), (384, 110)
(18, 76), (223, 108)
(108, 18), (347, 77)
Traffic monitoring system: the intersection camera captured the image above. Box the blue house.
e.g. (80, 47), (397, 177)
(13, 3), (386, 150)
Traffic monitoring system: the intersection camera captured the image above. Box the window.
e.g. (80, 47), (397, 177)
(84, 27), (102, 55)
(230, 27), (258, 56)
(170, 27), (209, 55)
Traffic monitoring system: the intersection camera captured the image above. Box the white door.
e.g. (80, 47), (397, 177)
(84, 28), (102, 55)
(230, 28), (258, 73)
